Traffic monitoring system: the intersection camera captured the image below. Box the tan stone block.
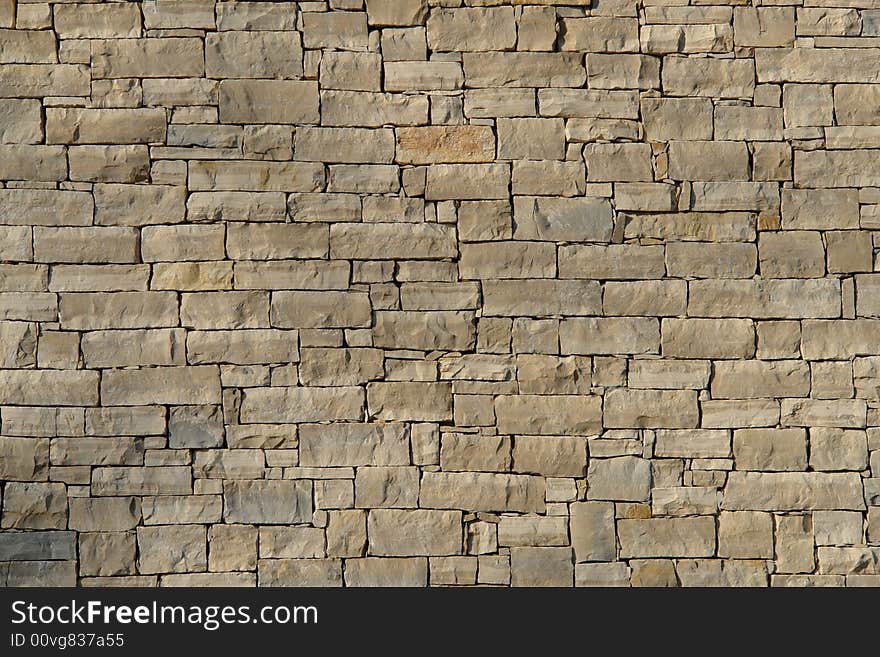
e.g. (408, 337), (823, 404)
(440, 433), (511, 472)
(464, 52), (585, 87)
(321, 90), (428, 127)
(560, 317), (659, 355)
(209, 525), (257, 572)
(101, 366), (220, 406)
(137, 525), (206, 574)
(368, 509), (461, 556)
(240, 386), (363, 423)
(642, 24), (732, 53)
(320, 51), (382, 91)
(79, 532), (136, 577)
(55, 3), (142, 37)
(92, 38), (204, 78)
(513, 197), (614, 242)
(603, 280), (687, 317)
(585, 143), (653, 181)
(641, 97), (713, 141)
(775, 514), (815, 574)
(1, 482), (67, 529)
(420, 471), (544, 513)
(618, 518), (716, 558)
(367, 382), (452, 422)
(271, 291), (370, 329)
(734, 7), (795, 46)
(733, 429), (808, 471)
(299, 423), (409, 467)
(295, 127), (394, 164)
(723, 472), (865, 511)
(355, 467), (420, 509)
(223, 480), (311, 525)
(495, 394), (601, 435)
(604, 389), (699, 429)
(206, 31), (302, 78)
(47, 108), (166, 145)
(218, 79), (319, 124)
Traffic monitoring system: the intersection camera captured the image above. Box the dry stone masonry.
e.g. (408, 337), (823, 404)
(1, 0), (880, 588)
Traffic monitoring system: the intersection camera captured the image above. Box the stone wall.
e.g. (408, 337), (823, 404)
(0, 0), (878, 588)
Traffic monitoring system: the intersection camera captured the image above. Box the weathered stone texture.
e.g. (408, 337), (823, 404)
(0, 1), (876, 590)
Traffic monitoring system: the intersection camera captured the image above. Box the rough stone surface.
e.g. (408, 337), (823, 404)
(0, 1), (876, 589)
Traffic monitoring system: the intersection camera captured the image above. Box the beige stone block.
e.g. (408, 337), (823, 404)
(330, 222), (456, 259)
(68, 497), (141, 533)
(585, 143), (653, 182)
(0, 145), (66, 181)
(0, 63), (89, 97)
(619, 518), (716, 558)
(723, 472), (865, 511)
(810, 428), (868, 471)
(460, 241), (555, 280)
(629, 360), (711, 390)
(652, 487), (718, 517)
(320, 51), (382, 92)
(688, 279), (839, 319)
(1, 482), (67, 529)
(299, 423), (409, 467)
(101, 366), (220, 406)
(512, 435), (586, 477)
(775, 514), (815, 574)
(662, 56), (755, 98)
(206, 31), (302, 78)
(734, 7), (795, 46)
(513, 197), (613, 242)
(495, 394), (601, 435)
(560, 317), (659, 355)
(367, 382), (452, 422)
(733, 429), (808, 471)
(464, 52), (585, 87)
(355, 467), (419, 509)
(223, 480), (311, 525)
(295, 127), (394, 164)
(368, 509), (461, 556)
(603, 280), (686, 317)
(604, 389), (699, 429)
(137, 525), (206, 574)
(559, 244), (664, 280)
(642, 24), (731, 53)
(271, 291), (370, 329)
(711, 360), (810, 399)
(68, 145), (149, 183)
(299, 348), (382, 385)
(668, 140), (749, 181)
(218, 80), (319, 124)
(208, 525), (257, 573)
(421, 471), (544, 513)
(641, 96), (713, 141)
(94, 184), (185, 227)
(216, 2), (299, 31)
(322, 90), (428, 127)
(240, 386), (363, 424)
(427, 8), (516, 51)
(92, 38), (204, 78)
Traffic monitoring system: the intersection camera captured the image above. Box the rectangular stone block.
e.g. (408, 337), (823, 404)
(618, 518), (716, 558)
(722, 472), (865, 511)
(224, 480), (312, 524)
(240, 386), (364, 424)
(101, 366), (221, 406)
(420, 472), (544, 514)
